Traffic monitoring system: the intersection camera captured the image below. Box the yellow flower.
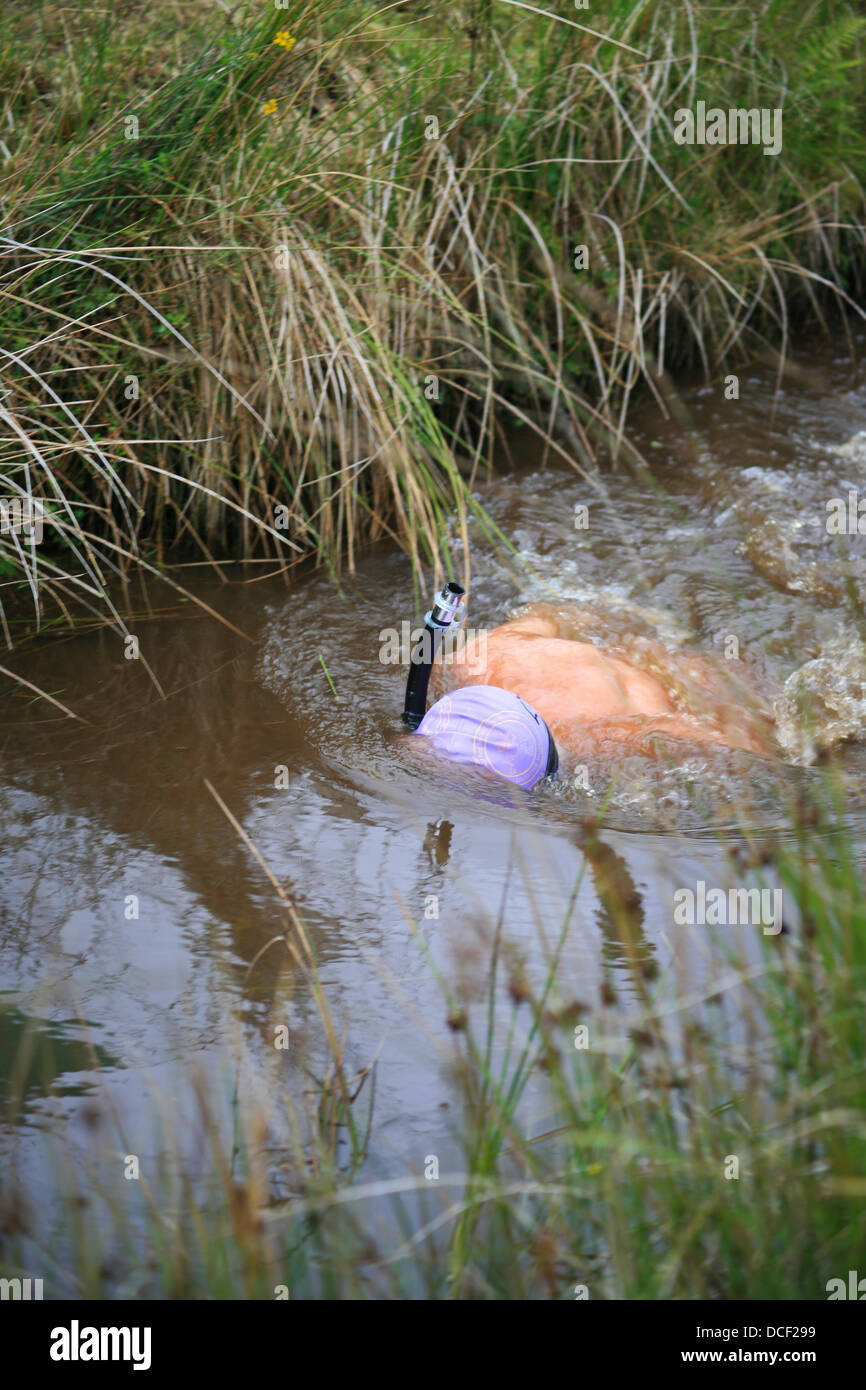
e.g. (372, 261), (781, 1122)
(586, 1163), (603, 1176)
(274, 31), (296, 51)
(262, 98), (278, 116)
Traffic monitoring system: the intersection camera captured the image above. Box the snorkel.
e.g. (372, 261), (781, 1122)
(402, 580), (466, 729)
(402, 581), (559, 788)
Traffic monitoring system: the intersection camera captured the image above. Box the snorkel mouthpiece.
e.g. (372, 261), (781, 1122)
(402, 581), (466, 730)
(430, 581), (466, 629)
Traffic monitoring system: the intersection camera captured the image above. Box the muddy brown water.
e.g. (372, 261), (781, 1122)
(3, 337), (866, 1284)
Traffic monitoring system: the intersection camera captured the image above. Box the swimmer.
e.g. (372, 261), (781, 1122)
(403, 584), (775, 790)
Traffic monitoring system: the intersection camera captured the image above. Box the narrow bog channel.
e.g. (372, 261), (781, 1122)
(2, 340), (866, 1291)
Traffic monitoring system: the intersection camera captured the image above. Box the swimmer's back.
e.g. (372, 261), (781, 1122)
(449, 628), (676, 724)
(434, 606), (774, 757)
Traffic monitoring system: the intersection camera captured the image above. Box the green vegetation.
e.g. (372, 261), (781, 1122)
(1, 0), (865, 640)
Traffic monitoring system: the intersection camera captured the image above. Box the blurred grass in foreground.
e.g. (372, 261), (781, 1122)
(0, 767), (864, 1299)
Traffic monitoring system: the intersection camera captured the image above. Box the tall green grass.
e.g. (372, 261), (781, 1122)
(1, 0), (866, 658)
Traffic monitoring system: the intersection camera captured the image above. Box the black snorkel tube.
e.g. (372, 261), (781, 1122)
(402, 581), (466, 729)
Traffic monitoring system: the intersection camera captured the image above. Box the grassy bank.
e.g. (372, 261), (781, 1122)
(1, 774), (864, 1298)
(1, 0), (866, 646)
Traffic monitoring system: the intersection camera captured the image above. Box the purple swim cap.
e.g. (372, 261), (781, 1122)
(416, 685), (556, 789)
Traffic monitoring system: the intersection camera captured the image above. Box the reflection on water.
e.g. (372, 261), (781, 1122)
(2, 338), (866, 1276)
(0, 1003), (117, 1108)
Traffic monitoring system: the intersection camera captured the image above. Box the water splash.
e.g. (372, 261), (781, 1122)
(775, 633), (866, 763)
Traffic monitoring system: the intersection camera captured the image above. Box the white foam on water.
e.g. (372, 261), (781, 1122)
(828, 429), (866, 465)
(775, 634), (866, 763)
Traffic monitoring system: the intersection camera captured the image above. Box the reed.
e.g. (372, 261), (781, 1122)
(1, 0), (865, 661)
